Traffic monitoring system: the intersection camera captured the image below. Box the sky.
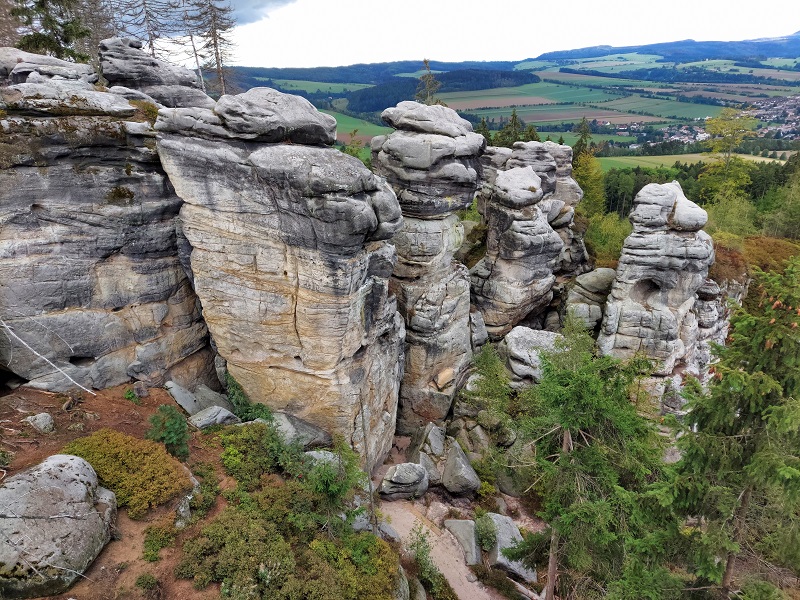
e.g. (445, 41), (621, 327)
(227, 0), (800, 68)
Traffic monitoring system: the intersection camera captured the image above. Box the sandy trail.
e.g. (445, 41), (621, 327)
(380, 499), (505, 600)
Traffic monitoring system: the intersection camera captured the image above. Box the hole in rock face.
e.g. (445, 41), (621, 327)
(630, 279), (661, 308)
(69, 356), (95, 367)
(0, 366), (28, 396)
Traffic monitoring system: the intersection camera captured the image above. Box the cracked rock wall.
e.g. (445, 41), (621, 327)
(156, 88), (405, 468)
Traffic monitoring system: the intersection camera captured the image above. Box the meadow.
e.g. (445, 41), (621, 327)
(597, 153), (787, 171)
(320, 110), (392, 143)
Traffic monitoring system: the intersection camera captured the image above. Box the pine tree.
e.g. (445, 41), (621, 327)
(493, 108), (523, 148)
(573, 151), (606, 217)
(415, 58), (443, 106)
(658, 258), (800, 594)
(12, 0), (90, 60)
(475, 117), (492, 145)
(572, 116), (593, 159)
(557, 135), (565, 145)
(506, 320), (668, 600)
(110, 0), (181, 57)
(522, 124), (541, 142)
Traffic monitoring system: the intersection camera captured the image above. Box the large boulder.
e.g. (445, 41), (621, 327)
(565, 268), (617, 331)
(156, 90), (405, 470)
(99, 38), (214, 109)
(486, 513), (537, 583)
(0, 455), (116, 599)
(379, 463), (429, 500)
(497, 327), (563, 387)
(372, 102), (484, 432)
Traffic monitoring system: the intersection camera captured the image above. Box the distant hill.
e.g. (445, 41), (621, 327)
(533, 32), (800, 63)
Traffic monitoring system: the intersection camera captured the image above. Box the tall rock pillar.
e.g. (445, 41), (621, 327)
(372, 102), (485, 433)
(598, 181), (714, 410)
(156, 88), (405, 468)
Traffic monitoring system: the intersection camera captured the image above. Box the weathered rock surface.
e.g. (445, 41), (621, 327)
(379, 463), (429, 500)
(408, 422), (480, 495)
(99, 38), (214, 109)
(444, 519), (480, 565)
(0, 455), (116, 599)
(486, 513), (537, 583)
(272, 411), (333, 449)
(471, 159), (563, 338)
(372, 102), (484, 432)
(0, 47), (96, 83)
(166, 380), (234, 415)
(598, 182), (714, 406)
(0, 60), (216, 393)
(497, 326), (562, 387)
(188, 405), (241, 429)
(565, 268), (617, 330)
(156, 90), (405, 469)
(22, 413), (55, 433)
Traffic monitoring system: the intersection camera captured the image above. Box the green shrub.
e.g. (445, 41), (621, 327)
(62, 429), (192, 519)
(0, 449), (12, 468)
(188, 462), (219, 520)
(225, 373), (273, 421)
(475, 513), (498, 551)
(739, 579), (787, 600)
(218, 421), (307, 490)
(143, 517), (178, 562)
(408, 522), (458, 600)
(135, 573), (158, 591)
(123, 388), (141, 405)
(130, 100), (159, 124)
(583, 212), (632, 268)
(471, 564), (519, 599)
(146, 405), (189, 461)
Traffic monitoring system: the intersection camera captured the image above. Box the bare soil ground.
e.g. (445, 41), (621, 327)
(0, 385), (231, 600)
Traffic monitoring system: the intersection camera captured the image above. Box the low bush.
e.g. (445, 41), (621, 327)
(583, 212), (632, 268)
(744, 236), (800, 274)
(225, 373), (273, 421)
(129, 100), (159, 124)
(471, 564), (519, 599)
(188, 462), (219, 520)
(475, 512), (498, 551)
(63, 428), (192, 519)
(146, 404), (189, 461)
(143, 516), (178, 562)
(408, 522), (458, 600)
(218, 422), (307, 490)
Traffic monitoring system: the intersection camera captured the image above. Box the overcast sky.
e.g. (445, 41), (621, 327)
(226, 0), (800, 68)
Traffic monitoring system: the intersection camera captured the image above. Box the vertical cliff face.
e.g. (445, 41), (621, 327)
(471, 142), (574, 339)
(598, 181), (714, 409)
(371, 102), (485, 433)
(0, 51), (216, 392)
(155, 88), (405, 468)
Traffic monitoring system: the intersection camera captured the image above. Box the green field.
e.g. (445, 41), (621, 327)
(598, 153), (787, 171)
(263, 79), (373, 94)
(320, 110), (392, 142)
(535, 132), (636, 145)
(537, 72), (674, 88)
(594, 96), (724, 120)
(439, 81), (624, 110)
(467, 103), (667, 125)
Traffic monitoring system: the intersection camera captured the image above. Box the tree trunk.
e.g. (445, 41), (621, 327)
(721, 486), (752, 594)
(545, 429), (572, 600)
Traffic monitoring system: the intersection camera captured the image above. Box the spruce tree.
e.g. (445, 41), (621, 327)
(493, 108), (523, 148)
(476, 117), (492, 145)
(415, 58), (443, 106)
(12, 0), (90, 60)
(572, 116), (593, 159)
(506, 320), (669, 600)
(658, 258), (800, 594)
(522, 124), (540, 142)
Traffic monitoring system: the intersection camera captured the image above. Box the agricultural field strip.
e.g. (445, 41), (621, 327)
(597, 153), (789, 171)
(256, 79), (374, 93)
(320, 110), (392, 139)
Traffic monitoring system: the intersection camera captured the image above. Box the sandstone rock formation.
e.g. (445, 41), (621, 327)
(0, 61), (216, 393)
(471, 143), (566, 339)
(0, 455), (116, 599)
(372, 101), (485, 432)
(99, 38), (214, 109)
(156, 87), (404, 469)
(565, 267), (617, 331)
(408, 422), (480, 496)
(598, 181), (714, 407)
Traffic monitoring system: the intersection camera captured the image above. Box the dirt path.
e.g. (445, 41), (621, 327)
(380, 499), (506, 600)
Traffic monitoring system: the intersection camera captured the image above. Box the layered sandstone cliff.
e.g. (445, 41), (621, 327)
(156, 89), (405, 467)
